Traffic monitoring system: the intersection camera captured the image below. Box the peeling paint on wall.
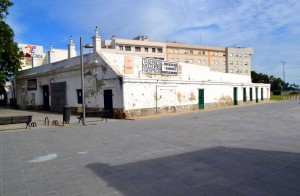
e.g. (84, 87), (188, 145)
(218, 96), (233, 105)
(177, 92), (182, 103)
(189, 91), (196, 101)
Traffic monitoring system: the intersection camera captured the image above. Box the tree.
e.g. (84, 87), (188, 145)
(251, 71), (285, 92)
(0, 0), (21, 106)
(0, 0), (22, 86)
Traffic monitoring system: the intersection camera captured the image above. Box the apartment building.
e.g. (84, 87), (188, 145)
(102, 35), (166, 60)
(102, 36), (253, 76)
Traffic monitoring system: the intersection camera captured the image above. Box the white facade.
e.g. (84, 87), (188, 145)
(16, 48), (270, 118)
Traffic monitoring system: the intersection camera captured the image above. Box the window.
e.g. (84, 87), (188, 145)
(223, 61), (226, 65)
(202, 51), (206, 55)
(189, 50), (193, 54)
(152, 48), (156, 53)
(158, 48), (163, 53)
(135, 47), (141, 52)
(245, 62), (248, 66)
(245, 70), (249, 73)
(189, 59), (194, 63)
(212, 60), (215, 65)
(199, 59), (202, 64)
(239, 54), (242, 57)
(230, 53), (233, 57)
(184, 59), (189, 63)
(184, 50), (188, 54)
(175, 58), (179, 62)
(77, 89), (82, 104)
(216, 60), (219, 65)
(145, 47), (148, 52)
(236, 53), (239, 57)
(170, 49), (174, 53)
(202, 59), (206, 64)
(230, 61), (233, 65)
(239, 62), (242, 65)
(230, 69), (233, 73)
(119, 46), (124, 51)
(125, 46), (131, 51)
(236, 61), (239, 65)
(175, 49), (179, 53)
(244, 54), (247, 58)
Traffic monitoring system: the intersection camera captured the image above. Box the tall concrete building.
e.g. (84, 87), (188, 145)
(102, 36), (253, 76)
(102, 35), (166, 60)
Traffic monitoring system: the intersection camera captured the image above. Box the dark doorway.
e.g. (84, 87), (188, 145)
(243, 87), (247, 102)
(255, 87), (259, 103)
(198, 89), (204, 109)
(51, 82), (67, 113)
(233, 87), (238, 105)
(43, 85), (49, 110)
(104, 90), (113, 118)
(250, 88), (253, 101)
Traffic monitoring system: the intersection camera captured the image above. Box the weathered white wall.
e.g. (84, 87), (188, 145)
(16, 50), (270, 117)
(17, 52), (123, 111)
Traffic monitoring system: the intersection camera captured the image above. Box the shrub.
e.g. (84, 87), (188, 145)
(290, 91), (299, 95)
(273, 90), (282, 95)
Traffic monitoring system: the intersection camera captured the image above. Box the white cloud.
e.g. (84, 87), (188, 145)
(7, 0), (300, 84)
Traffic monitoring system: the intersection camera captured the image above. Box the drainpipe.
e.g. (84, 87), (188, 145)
(156, 80), (158, 115)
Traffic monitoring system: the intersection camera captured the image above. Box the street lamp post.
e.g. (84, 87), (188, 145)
(282, 61), (286, 92)
(80, 37), (93, 125)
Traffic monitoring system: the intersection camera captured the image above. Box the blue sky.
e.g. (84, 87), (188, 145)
(7, 0), (300, 85)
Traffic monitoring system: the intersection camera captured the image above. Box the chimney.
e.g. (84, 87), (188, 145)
(68, 36), (76, 58)
(48, 43), (55, 64)
(92, 26), (101, 52)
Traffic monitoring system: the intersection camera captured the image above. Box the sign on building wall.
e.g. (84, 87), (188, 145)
(142, 58), (179, 75)
(142, 58), (162, 74)
(27, 79), (37, 91)
(162, 62), (178, 75)
(124, 56), (134, 74)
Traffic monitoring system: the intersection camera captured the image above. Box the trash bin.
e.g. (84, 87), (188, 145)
(63, 106), (71, 124)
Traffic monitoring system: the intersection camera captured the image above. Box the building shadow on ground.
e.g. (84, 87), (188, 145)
(86, 146), (300, 196)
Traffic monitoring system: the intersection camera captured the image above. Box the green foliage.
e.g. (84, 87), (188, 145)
(273, 90), (282, 95)
(0, 0), (22, 86)
(0, 0), (12, 19)
(251, 71), (299, 92)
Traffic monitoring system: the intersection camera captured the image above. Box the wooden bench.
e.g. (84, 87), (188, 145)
(0, 115), (33, 129)
(78, 110), (109, 123)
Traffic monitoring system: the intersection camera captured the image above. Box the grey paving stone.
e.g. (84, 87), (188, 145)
(230, 183), (270, 196)
(2, 181), (28, 195)
(27, 179), (53, 195)
(2, 190), (30, 196)
(53, 182), (82, 196)
(1, 100), (300, 195)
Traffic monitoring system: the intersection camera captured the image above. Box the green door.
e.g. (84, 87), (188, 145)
(250, 88), (253, 101)
(243, 87), (247, 102)
(233, 87), (238, 105)
(255, 87), (258, 103)
(198, 89), (204, 109)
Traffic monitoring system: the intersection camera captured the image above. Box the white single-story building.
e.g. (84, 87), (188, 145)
(16, 32), (270, 119)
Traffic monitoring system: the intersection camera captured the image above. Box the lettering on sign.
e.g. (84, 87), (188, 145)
(142, 58), (162, 74)
(27, 79), (37, 91)
(162, 62), (178, 75)
(142, 58), (179, 75)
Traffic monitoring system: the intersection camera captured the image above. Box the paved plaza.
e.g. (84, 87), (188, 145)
(0, 100), (300, 195)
